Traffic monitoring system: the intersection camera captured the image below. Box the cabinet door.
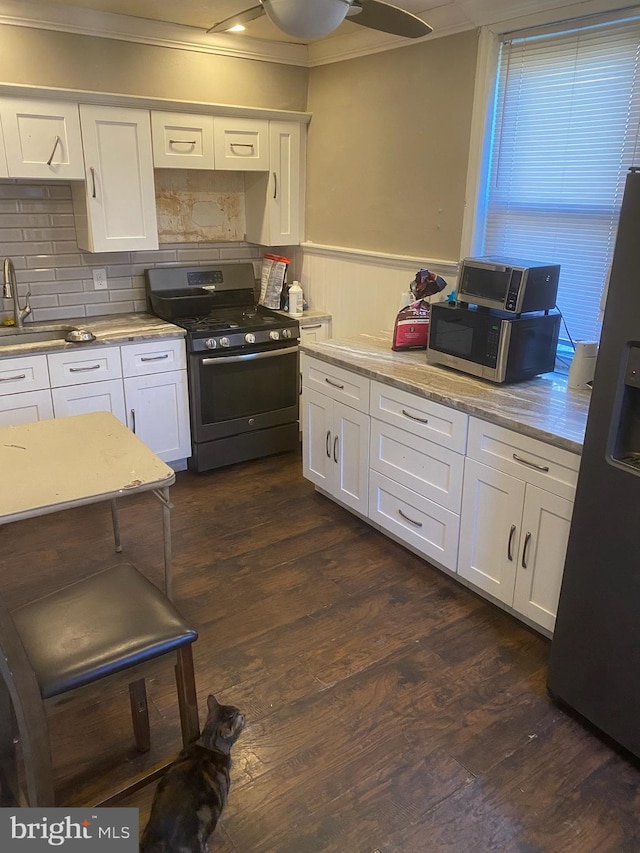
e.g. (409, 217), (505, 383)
(245, 121), (303, 245)
(0, 390), (53, 426)
(302, 386), (334, 490)
(0, 98), (84, 179)
(458, 457), (525, 604)
(151, 111), (215, 169)
(513, 485), (573, 632)
(73, 105), (158, 252)
(213, 117), (269, 170)
(333, 399), (370, 515)
(51, 379), (126, 423)
(124, 370), (191, 463)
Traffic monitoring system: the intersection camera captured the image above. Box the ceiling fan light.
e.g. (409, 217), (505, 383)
(262, 0), (350, 40)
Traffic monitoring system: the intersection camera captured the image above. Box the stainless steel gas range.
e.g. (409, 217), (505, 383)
(145, 263), (300, 473)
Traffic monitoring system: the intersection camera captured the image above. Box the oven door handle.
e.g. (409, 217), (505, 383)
(201, 345), (298, 365)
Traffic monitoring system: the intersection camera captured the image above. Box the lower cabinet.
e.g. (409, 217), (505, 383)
(51, 378), (126, 422)
(0, 389), (53, 426)
(302, 386), (369, 515)
(124, 371), (190, 463)
(0, 354), (53, 426)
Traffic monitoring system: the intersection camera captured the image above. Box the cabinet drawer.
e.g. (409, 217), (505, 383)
(299, 318), (331, 344)
(370, 380), (468, 453)
(301, 354), (369, 413)
(121, 339), (186, 377)
(467, 417), (579, 500)
(368, 470), (460, 572)
(151, 111), (215, 169)
(370, 418), (464, 513)
(47, 346), (122, 387)
(0, 355), (49, 395)
(213, 118), (269, 170)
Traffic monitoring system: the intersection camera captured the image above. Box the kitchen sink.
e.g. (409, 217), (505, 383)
(0, 324), (77, 345)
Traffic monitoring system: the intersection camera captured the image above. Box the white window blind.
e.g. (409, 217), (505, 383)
(481, 15), (640, 344)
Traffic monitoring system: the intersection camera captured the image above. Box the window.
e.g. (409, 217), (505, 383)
(477, 14), (640, 346)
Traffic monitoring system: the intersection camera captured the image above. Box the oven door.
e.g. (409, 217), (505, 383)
(189, 343), (299, 442)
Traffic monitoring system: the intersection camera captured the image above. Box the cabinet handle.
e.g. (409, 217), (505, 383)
(130, 408), (136, 434)
(507, 524), (516, 561)
(325, 377), (344, 390)
(90, 166), (97, 198)
(402, 408), (429, 424)
(69, 364), (101, 372)
(399, 509), (423, 528)
(522, 531), (532, 569)
(169, 139), (197, 145)
(512, 453), (550, 473)
(46, 135), (61, 166)
(301, 324), (322, 330)
(140, 354), (169, 362)
(273, 171), (278, 199)
(333, 435), (339, 463)
(326, 430), (331, 458)
(230, 142), (255, 150)
(0, 373), (26, 382)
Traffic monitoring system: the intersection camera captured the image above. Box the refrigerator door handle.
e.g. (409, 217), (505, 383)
(508, 524), (516, 561)
(522, 531), (532, 568)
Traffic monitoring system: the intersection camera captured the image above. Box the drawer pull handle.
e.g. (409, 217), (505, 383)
(140, 354), (169, 362)
(512, 453), (549, 473)
(507, 524), (516, 561)
(522, 531), (532, 569)
(69, 364), (101, 372)
(0, 373), (26, 382)
(402, 408), (429, 424)
(333, 435), (339, 463)
(130, 408), (136, 433)
(231, 142), (255, 150)
(301, 324), (322, 330)
(273, 171), (278, 199)
(326, 430), (331, 458)
(169, 139), (197, 145)
(89, 166), (97, 198)
(325, 377), (344, 390)
(399, 509), (423, 528)
(46, 135), (61, 166)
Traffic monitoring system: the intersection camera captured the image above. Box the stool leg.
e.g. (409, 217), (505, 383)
(128, 679), (151, 753)
(175, 645), (199, 746)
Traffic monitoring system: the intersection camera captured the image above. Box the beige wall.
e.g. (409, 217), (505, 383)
(0, 25), (309, 111)
(305, 30), (479, 261)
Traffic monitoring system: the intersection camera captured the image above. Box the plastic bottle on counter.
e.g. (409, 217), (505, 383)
(288, 281), (304, 318)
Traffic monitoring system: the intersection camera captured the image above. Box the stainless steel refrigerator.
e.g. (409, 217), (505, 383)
(548, 167), (640, 758)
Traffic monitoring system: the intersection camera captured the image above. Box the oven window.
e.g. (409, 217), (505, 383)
(198, 348), (299, 425)
(461, 268), (507, 302)
(433, 318), (475, 358)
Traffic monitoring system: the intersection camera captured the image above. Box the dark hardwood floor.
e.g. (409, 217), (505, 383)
(1, 448), (638, 851)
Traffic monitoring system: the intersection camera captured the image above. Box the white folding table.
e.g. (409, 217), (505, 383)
(0, 411), (176, 599)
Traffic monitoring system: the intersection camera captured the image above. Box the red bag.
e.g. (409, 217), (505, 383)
(392, 300), (431, 351)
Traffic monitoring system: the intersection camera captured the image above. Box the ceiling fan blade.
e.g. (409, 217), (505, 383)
(207, 5), (265, 34)
(348, 1), (432, 38)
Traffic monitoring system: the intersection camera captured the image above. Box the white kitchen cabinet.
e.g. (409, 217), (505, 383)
(213, 117), (269, 171)
(121, 340), (191, 464)
(458, 418), (578, 632)
(245, 121), (303, 245)
(151, 111), (215, 170)
(0, 353), (53, 425)
(48, 346), (126, 421)
(72, 105), (158, 252)
(299, 317), (331, 344)
(0, 390), (53, 426)
(0, 98), (84, 179)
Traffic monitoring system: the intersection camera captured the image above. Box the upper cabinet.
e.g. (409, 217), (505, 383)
(245, 121), (304, 246)
(72, 105), (158, 253)
(151, 111), (215, 170)
(0, 98), (84, 179)
(213, 117), (269, 171)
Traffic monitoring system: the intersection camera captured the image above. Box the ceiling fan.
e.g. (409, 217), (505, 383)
(207, 0), (433, 40)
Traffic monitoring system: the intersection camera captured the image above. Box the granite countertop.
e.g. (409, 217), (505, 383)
(0, 313), (185, 357)
(301, 331), (591, 454)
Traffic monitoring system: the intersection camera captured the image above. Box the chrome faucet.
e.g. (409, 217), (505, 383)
(2, 258), (31, 329)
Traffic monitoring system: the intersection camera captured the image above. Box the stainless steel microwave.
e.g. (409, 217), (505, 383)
(457, 256), (560, 313)
(427, 302), (561, 383)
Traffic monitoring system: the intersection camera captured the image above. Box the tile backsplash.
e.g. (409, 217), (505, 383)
(0, 179), (267, 323)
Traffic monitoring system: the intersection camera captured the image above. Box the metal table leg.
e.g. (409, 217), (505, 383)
(110, 499), (122, 553)
(153, 487), (173, 600)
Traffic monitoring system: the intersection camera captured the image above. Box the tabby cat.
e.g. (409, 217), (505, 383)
(140, 694), (245, 853)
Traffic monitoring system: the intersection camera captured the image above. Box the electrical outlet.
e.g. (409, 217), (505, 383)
(93, 268), (108, 290)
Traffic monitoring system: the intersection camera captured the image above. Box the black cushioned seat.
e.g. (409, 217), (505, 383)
(12, 562), (198, 699)
(0, 561), (201, 807)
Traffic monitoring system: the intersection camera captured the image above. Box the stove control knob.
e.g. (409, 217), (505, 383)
(205, 338), (217, 349)
(245, 332), (256, 344)
(282, 328), (292, 339)
(219, 337), (231, 348)
(269, 330), (280, 341)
